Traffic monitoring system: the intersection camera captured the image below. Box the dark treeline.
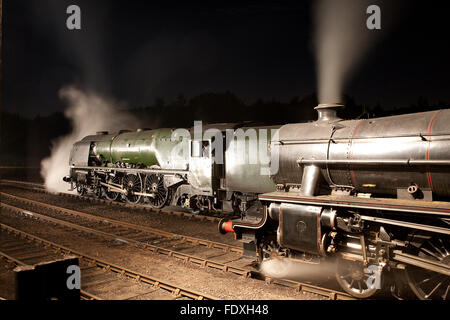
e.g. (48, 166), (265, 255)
(0, 112), (71, 166)
(130, 93), (450, 128)
(1, 92), (448, 166)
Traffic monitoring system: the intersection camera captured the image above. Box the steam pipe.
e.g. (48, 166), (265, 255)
(297, 159), (450, 166)
(277, 133), (450, 145)
(299, 164), (321, 196)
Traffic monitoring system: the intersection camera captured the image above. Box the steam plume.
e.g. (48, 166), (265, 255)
(40, 86), (140, 193)
(260, 258), (335, 282)
(314, 0), (382, 104)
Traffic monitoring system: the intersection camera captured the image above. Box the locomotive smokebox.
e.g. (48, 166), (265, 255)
(314, 103), (344, 122)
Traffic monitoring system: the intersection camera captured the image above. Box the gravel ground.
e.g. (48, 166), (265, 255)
(0, 207), (324, 300)
(0, 185), (237, 246)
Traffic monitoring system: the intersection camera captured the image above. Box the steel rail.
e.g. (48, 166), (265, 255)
(0, 237), (100, 300)
(0, 193), (355, 300)
(0, 223), (216, 300)
(0, 191), (242, 254)
(0, 248), (27, 266)
(0, 179), (222, 222)
(0, 166), (41, 169)
(1, 180), (43, 188)
(0, 202), (249, 277)
(80, 291), (103, 300)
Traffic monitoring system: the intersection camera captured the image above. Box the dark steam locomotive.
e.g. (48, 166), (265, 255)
(64, 104), (450, 299)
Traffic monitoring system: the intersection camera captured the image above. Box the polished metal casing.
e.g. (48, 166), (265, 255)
(224, 125), (278, 194)
(273, 108), (450, 197)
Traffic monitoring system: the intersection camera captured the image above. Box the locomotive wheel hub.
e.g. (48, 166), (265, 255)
(104, 176), (120, 201)
(335, 257), (380, 299)
(259, 241), (287, 262)
(144, 174), (168, 209)
(123, 174), (142, 204)
(351, 269), (364, 281)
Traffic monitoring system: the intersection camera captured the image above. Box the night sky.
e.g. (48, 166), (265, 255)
(2, 0), (450, 117)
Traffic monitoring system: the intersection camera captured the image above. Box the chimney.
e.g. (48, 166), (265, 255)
(314, 103), (344, 122)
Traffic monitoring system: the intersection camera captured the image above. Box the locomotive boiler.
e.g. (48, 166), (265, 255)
(219, 104), (450, 300)
(274, 104), (450, 198)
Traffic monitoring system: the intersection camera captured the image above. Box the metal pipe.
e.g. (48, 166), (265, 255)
(360, 235), (368, 266)
(320, 209), (336, 230)
(278, 133), (450, 145)
(297, 159), (450, 166)
(299, 164), (321, 196)
(360, 215), (450, 235)
(268, 203), (281, 221)
(392, 250), (450, 276)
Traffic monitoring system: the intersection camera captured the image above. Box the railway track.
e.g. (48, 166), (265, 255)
(0, 179), (223, 222)
(0, 223), (216, 300)
(0, 189), (356, 300)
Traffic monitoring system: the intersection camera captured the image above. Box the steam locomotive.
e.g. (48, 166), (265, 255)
(64, 104), (450, 299)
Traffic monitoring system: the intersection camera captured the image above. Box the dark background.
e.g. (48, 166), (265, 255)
(1, 0), (450, 165)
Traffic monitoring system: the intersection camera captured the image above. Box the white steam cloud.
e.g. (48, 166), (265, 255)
(314, 0), (383, 104)
(260, 258), (335, 283)
(40, 86), (140, 193)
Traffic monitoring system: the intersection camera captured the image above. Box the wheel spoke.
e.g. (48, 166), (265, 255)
(349, 279), (354, 288)
(428, 241), (445, 258)
(340, 272), (353, 279)
(406, 235), (450, 300)
(442, 285), (449, 300)
(416, 273), (440, 286)
(144, 174), (168, 208)
(124, 174), (142, 203)
(437, 238), (449, 256)
(336, 258), (379, 298)
(425, 282), (442, 299)
(104, 176), (120, 201)
(420, 247), (443, 261)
